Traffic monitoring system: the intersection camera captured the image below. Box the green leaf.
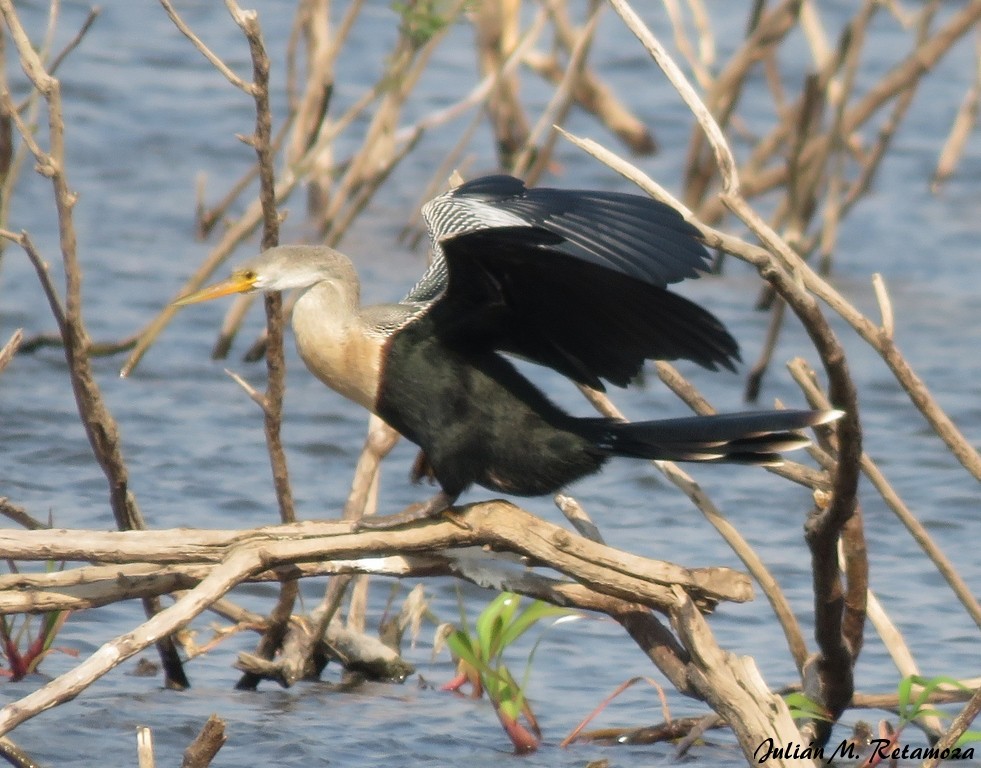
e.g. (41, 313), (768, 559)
(897, 674), (969, 724)
(956, 730), (981, 747)
(783, 692), (834, 722)
(897, 675), (915, 718)
(446, 630), (485, 672)
(475, 593), (519, 657)
(499, 600), (574, 648)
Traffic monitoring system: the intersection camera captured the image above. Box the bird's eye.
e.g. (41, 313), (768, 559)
(241, 269), (257, 281)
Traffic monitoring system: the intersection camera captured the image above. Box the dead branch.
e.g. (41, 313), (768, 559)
(788, 357), (981, 630)
(0, 503), (752, 606)
(180, 714), (226, 768)
(922, 685), (981, 768)
(0, 500), (755, 735)
(0, 499), (45, 531)
(932, 28), (981, 191)
(0, 737), (43, 768)
(0, 0), (188, 689)
(670, 586), (813, 767)
(0, 328), (22, 374)
(576, 381), (811, 672)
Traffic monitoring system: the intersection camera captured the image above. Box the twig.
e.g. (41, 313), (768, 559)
(553, 494), (604, 544)
(0, 328), (22, 374)
(870, 273), (894, 339)
(922, 685), (981, 768)
(861, 584), (944, 737)
(224, 368), (267, 412)
(0, 499), (46, 532)
(218, 0), (299, 691)
(0, 737), (43, 768)
(575, 383), (809, 672)
(0, 0), (189, 689)
(788, 357), (981, 630)
(47, 7), (101, 76)
(932, 26), (981, 191)
(158, 0), (254, 94)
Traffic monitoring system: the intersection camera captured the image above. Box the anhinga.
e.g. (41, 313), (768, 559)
(177, 175), (839, 525)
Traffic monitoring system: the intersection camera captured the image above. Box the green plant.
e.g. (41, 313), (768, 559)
(444, 592), (576, 753)
(783, 676), (981, 767)
(0, 610), (71, 681)
(857, 675), (981, 768)
(390, 0), (457, 47)
(784, 691), (834, 724)
(896, 676), (981, 747)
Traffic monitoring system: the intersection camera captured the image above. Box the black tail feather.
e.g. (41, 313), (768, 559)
(593, 409), (841, 466)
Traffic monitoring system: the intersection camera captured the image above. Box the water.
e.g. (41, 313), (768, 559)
(1, 2), (980, 765)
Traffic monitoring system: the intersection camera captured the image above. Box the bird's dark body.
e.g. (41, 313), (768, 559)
(368, 183), (837, 505)
(376, 312), (605, 498)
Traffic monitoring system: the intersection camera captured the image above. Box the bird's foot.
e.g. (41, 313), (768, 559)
(354, 491), (459, 530)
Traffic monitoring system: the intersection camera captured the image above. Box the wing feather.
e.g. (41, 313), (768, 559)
(406, 175), (711, 302)
(428, 226), (739, 390)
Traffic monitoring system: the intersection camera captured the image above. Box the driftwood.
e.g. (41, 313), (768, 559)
(0, 502), (753, 739)
(0, 503), (752, 613)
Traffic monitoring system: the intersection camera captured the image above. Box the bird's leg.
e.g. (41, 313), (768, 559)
(353, 490), (459, 530)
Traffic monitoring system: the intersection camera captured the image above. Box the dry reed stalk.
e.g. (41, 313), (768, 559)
(472, 0), (529, 170)
(0, 0), (190, 690)
(932, 27), (981, 191)
(511, 1), (603, 182)
(525, 0), (656, 155)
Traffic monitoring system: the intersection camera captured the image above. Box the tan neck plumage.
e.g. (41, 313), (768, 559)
(291, 281), (383, 412)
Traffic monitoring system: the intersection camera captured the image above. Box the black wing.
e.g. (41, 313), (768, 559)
(405, 175), (712, 302)
(427, 226), (739, 390)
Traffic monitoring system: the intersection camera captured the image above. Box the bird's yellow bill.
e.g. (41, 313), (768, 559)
(173, 272), (256, 306)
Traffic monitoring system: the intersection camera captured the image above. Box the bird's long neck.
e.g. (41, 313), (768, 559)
(291, 280), (383, 412)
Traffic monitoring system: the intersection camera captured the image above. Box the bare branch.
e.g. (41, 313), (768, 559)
(158, 0), (255, 94)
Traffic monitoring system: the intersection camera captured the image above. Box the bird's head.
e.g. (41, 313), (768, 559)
(175, 245), (358, 306)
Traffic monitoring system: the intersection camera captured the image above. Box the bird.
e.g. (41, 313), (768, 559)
(176, 174), (840, 527)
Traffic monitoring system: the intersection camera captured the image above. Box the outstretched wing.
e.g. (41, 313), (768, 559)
(404, 175), (712, 303)
(426, 226), (739, 390)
